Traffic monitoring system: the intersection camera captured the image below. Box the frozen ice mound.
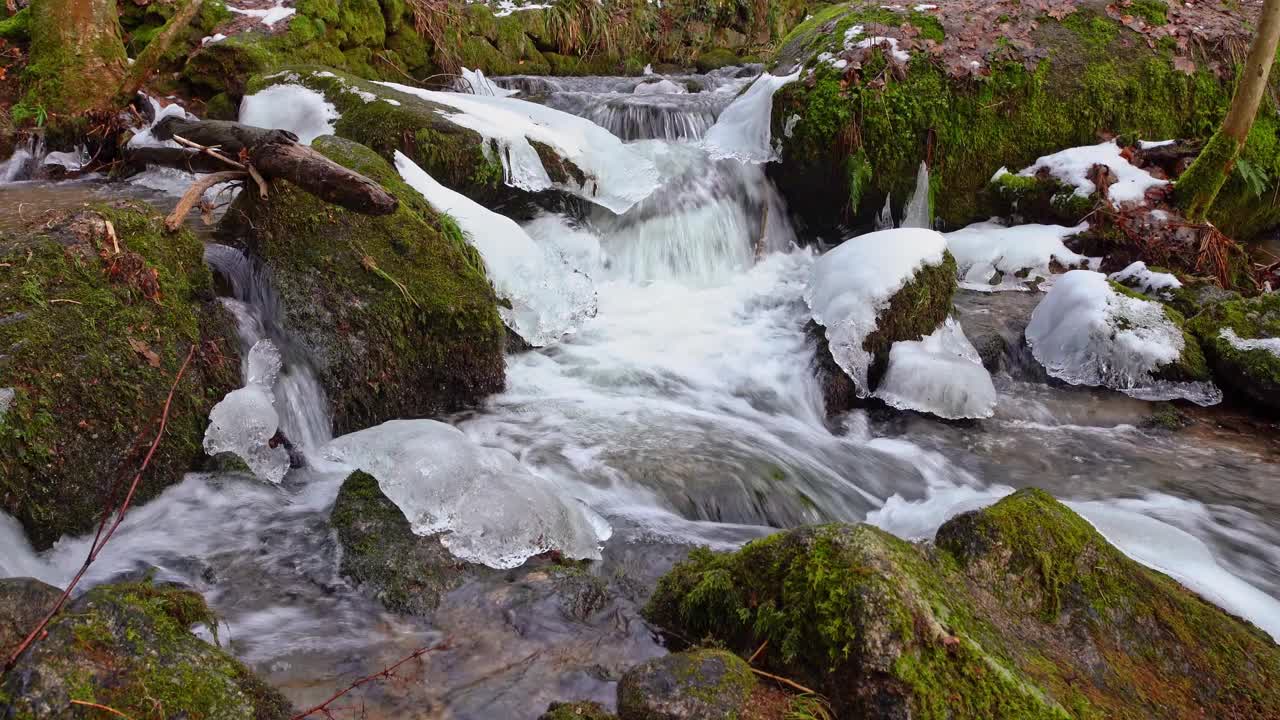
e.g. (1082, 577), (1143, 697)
(944, 220), (1090, 291)
(322, 419), (611, 569)
(203, 340), (290, 484)
(1108, 261), (1182, 298)
(374, 81), (660, 214)
(239, 84), (339, 145)
(1026, 270), (1221, 404)
(874, 318), (997, 419)
(702, 70), (800, 164)
(1014, 140), (1168, 206)
(457, 67), (518, 97)
(805, 228), (949, 395)
(394, 151), (596, 347)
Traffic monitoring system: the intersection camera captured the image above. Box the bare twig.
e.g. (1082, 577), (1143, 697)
(747, 640), (768, 665)
(70, 700), (136, 720)
(105, 219), (120, 255)
(749, 667), (818, 695)
(246, 164), (269, 200)
(49, 299), (83, 305)
(3, 346), (198, 673)
(290, 640), (451, 719)
(165, 171), (247, 232)
(171, 134), (246, 171)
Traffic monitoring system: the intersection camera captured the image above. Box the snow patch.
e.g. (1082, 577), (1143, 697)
(394, 151), (596, 346)
(1138, 139), (1176, 149)
(203, 339), (291, 484)
(1025, 270), (1221, 404)
(855, 36), (910, 62)
(375, 81), (659, 214)
(1220, 328), (1280, 357)
(227, 0), (295, 27)
(321, 419), (610, 569)
(873, 318), (998, 419)
(805, 228), (949, 395)
(1018, 140), (1168, 205)
(944, 220), (1090, 291)
(201, 33), (227, 46)
(239, 84), (338, 145)
(702, 70), (800, 164)
(1109, 261), (1182, 298)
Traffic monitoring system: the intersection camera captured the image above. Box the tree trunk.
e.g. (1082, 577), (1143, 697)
(1177, 0), (1280, 221)
(25, 0), (128, 123)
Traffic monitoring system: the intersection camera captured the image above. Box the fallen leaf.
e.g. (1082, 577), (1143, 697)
(127, 338), (162, 368)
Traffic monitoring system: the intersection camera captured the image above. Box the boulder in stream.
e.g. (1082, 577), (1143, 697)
(645, 488), (1280, 719)
(1188, 292), (1280, 413)
(0, 203), (241, 550)
(0, 579), (293, 719)
(219, 135), (506, 434)
(616, 649), (756, 720)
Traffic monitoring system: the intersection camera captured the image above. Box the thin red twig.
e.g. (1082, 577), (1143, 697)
(290, 640), (451, 720)
(3, 345), (198, 673)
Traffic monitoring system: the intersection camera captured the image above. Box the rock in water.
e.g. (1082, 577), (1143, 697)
(1025, 270), (1220, 404)
(1188, 292), (1280, 413)
(616, 650), (756, 720)
(0, 580), (293, 719)
(645, 489), (1280, 719)
(0, 204), (241, 550)
(219, 136), (505, 435)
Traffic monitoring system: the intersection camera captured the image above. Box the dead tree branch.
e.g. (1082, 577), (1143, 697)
(166, 171), (248, 231)
(290, 640), (452, 719)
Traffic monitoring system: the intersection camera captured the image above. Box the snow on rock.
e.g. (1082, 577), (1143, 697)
(1220, 328), (1280, 357)
(201, 33), (227, 46)
(1026, 270), (1221, 404)
(128, 96), (196, 149)
(805, 228), (949, 395)
(855, 36), (910, 62)
(1138, 139), (1176, 149)
(458, 67), (518, 97)
(203, 339), (290, 484)
(702, 70), (800, 164)
(321, 419), (610, 569)
(375, 81), (659, 214)
(633, 78), (687, 95)
(394, 151), (596, 347)
(1018, 140), (1168, 205)
(1109, 261), (1182, 298)
(228, 0), (295, 27)
(873, 318), (998, 419)
(944, 220), (1090, 291)
(239, 84), (338, 145)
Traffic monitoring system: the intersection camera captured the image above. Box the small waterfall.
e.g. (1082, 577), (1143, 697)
(204, 244), (332, 456)
(901, 161), (932, 229)
(875, 195), (895, 230)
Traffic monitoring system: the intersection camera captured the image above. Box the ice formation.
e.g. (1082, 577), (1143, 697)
(702, 70), (801, 164)
(394, 151), (597, 346)
(854, 36), (910, 62)
(375, 81), (660, 213)
(805, 228), (949, 395)
(873, 318), (998, 419)
(1018, 140), (1168, 205)
(633, 79), (687, 95)
(203, 340), (291, 484)
(321, 419), (610, 569)
(1025, 270), (1221, 404)
(900, 161), (932, 229)
(458, 67), (518, 97)
(239, 85), (338, 145)
(1220, 328), (1280, 357)
(1108, 261), (1182, 298)
(944, 220), (1090, 291)
(127, 96), (196, 149)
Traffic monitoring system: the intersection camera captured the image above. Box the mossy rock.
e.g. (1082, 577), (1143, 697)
(0, 577), (62, 653)
(1187, 293), (1280, 412)
(0, 203), (241, 550)
(218, 135), (505, 433)
(693, 47), (740, 72)
(978, 171), (1095, 227)
(183, 35), (279, 100)
(1105, 280), (1213, 385)
(540, 701), (618, 720)
(811, 252), (958, 414)
(769, 3), (1280, 240)
(616, 649), (755, 720)
(0, 580), (293, 719)
(245, 66), (512, 206)
(331, 471), (488, 614)
(646, 488), (1280, 719)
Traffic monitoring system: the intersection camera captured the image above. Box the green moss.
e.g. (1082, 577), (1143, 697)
(539, 701), (617, 720)
(1187, 293), (1280, 411)
(1129, 0), (1169, 26)
(0, 7), (30, 42)
(0, 204), (240, 550)
(1176, 129), (1241, 222)
(1107, 280), (1211, 382)
(695, 46), (740, 72)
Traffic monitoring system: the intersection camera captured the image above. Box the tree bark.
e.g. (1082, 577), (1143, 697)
(141, 117), (400, 218)
(25, 0), (128, 120)
(1177, 0), (1280, 221)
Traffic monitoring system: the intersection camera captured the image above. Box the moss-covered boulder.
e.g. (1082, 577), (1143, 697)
(646, 488), (1280, 719)
(616, 649), (755, 720)
(219, 135), (505, 434)
(331, 470), (488, 614)
(1188, 293), (1280, 413)
(0, 204), (241, 550)
(769, 2), (1280, 240)
(0, 580), (293, 719)
(245, 66), (511, 206)
(540, 701), (618, 720)
(978, 171), (1096, 227)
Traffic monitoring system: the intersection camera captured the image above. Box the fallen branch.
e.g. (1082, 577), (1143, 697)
(70, 700), (135, 720)
(3, 345), (198, 673)
(172, 134), (247, 171)
(165, 171), (248, 232)
(749, 667), (818, 696)
(290, 640), (451, 719)
(119, 0), (202, 102)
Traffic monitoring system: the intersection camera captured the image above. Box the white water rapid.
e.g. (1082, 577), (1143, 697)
(1, 66), (1279, 719)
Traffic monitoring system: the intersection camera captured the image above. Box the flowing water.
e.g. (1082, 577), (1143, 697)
(2, 68), (1280, 718)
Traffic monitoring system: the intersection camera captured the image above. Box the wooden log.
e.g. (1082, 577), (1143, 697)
(120, 147), (229, 176)
(141, 117), (398, 216)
